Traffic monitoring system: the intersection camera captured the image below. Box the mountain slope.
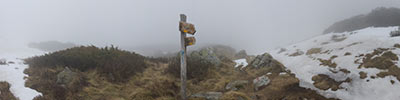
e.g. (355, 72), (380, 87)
(271, 26), (400, 100)
(323, 7), (400, 34)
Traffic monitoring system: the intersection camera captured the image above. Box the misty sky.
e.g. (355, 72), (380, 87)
(1, 0), (400, 55)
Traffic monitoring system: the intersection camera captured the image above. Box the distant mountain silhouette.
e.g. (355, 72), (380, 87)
(28, 41), (77, 52)
(323, 7), (400, 34)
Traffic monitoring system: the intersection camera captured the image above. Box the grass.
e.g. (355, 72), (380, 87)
(0, 81), (18, 100)
(24, 45), (336, 100)
(25, 46), (147, 83)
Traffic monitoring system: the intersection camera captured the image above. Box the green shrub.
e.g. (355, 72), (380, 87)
(25, 45), (147, 83)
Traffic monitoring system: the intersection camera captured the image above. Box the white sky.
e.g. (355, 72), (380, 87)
(0, 0), (399, 55)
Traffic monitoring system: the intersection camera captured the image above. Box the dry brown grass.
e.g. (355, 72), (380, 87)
(289, 50), (304, 57)
(79, 62), (179, 100)
(312, 74), (351, 91)
(24, 46), (338, 100)
(0, 81), (18, 100)
(357, 48), (400, 82)
(318, 55), (338, 68)
(306, 48), (322, 55)
(220, 91), (251, 100)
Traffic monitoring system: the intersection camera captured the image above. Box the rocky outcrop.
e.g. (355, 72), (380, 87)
(250, 53), (275, 68)
(253, 75), (270, 91)
(209, 45), (237, 60)
(225, 80), (249, 91)
(56, 67), (78, 87)
(235, 50), (248, 59)
(7, 61), (15, 64)
(191, 47), (221, 66)
(190, 92), (223, 100)
(0, 59), (6, 65)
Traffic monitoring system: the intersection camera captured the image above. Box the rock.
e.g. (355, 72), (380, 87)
(289, 50), (304, 57)
(7, 61), (15, 64)
(210, 45), (237, 59)
(253, 75), (270, 91)
(277, 48), (287, 54)
(250, 53), (275, 68)
(312, 74), (351, 91)
(191, 47), (221, 66)
(0, 59), (6, 65)
(56, 67), (78, 87)
(235, 50), (248, 59)
(190, 92), (223, 100)
(331, 34), (347, 42)
(394, 43), (400, 48)
(344, 52), (352, 56)
(390, 29), (400, 37)
(225, 80), (249, 91)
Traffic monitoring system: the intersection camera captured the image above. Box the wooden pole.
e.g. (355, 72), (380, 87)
(180, 14), (187, 100)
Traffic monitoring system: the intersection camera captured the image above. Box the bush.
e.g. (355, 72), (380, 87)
(25, 45), (147, 83)
(24, 66), (88, 100)
(166, 56), (214, 82)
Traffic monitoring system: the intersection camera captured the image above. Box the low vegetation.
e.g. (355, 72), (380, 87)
(357, 48), (400, 83)
(25, 45), (147, 83)
(0, 81), (18, 100)
(24, 45), (336, 100)
(312, 74), (351, 91)
(318, 55), (338, 68)
(24, 46), (148, 100)
(306, 48), (322, 55)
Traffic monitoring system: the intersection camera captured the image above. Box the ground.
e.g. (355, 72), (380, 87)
(271, 26), (400, 100)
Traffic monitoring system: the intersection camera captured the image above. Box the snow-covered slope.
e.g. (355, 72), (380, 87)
(270, 26), (400, 100)
(0, 37), (43, 100)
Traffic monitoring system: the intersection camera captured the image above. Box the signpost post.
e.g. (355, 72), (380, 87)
(179, 14), (196, 100)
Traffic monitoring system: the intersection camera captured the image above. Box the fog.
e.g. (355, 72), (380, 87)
(1, 0), (399, 56)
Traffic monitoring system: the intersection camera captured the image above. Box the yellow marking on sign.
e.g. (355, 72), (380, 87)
(179, 21), (196, 35)
(185, 37), (196, 46)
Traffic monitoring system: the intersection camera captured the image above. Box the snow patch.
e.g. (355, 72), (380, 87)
(0, 58), (42, 100)
(234, 59), (248, 69)
(0, 37), (44, 100)
(270, 26), (400, 100)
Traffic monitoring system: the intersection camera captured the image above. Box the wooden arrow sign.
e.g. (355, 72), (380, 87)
(185, 37), (196, 46)
(179, 21), (196, 35)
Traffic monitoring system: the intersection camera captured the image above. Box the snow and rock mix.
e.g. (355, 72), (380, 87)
(270, 26), (400, 100)
(0, 37), (43, 100)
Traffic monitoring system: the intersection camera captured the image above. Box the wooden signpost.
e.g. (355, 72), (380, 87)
(179, 14), (196, 100)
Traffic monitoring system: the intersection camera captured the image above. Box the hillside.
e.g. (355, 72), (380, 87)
(21, 45), (338, 100)
(323, 7), (400, 34)
(271, 26), (400, 100)
(5, 27), (400, 100)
